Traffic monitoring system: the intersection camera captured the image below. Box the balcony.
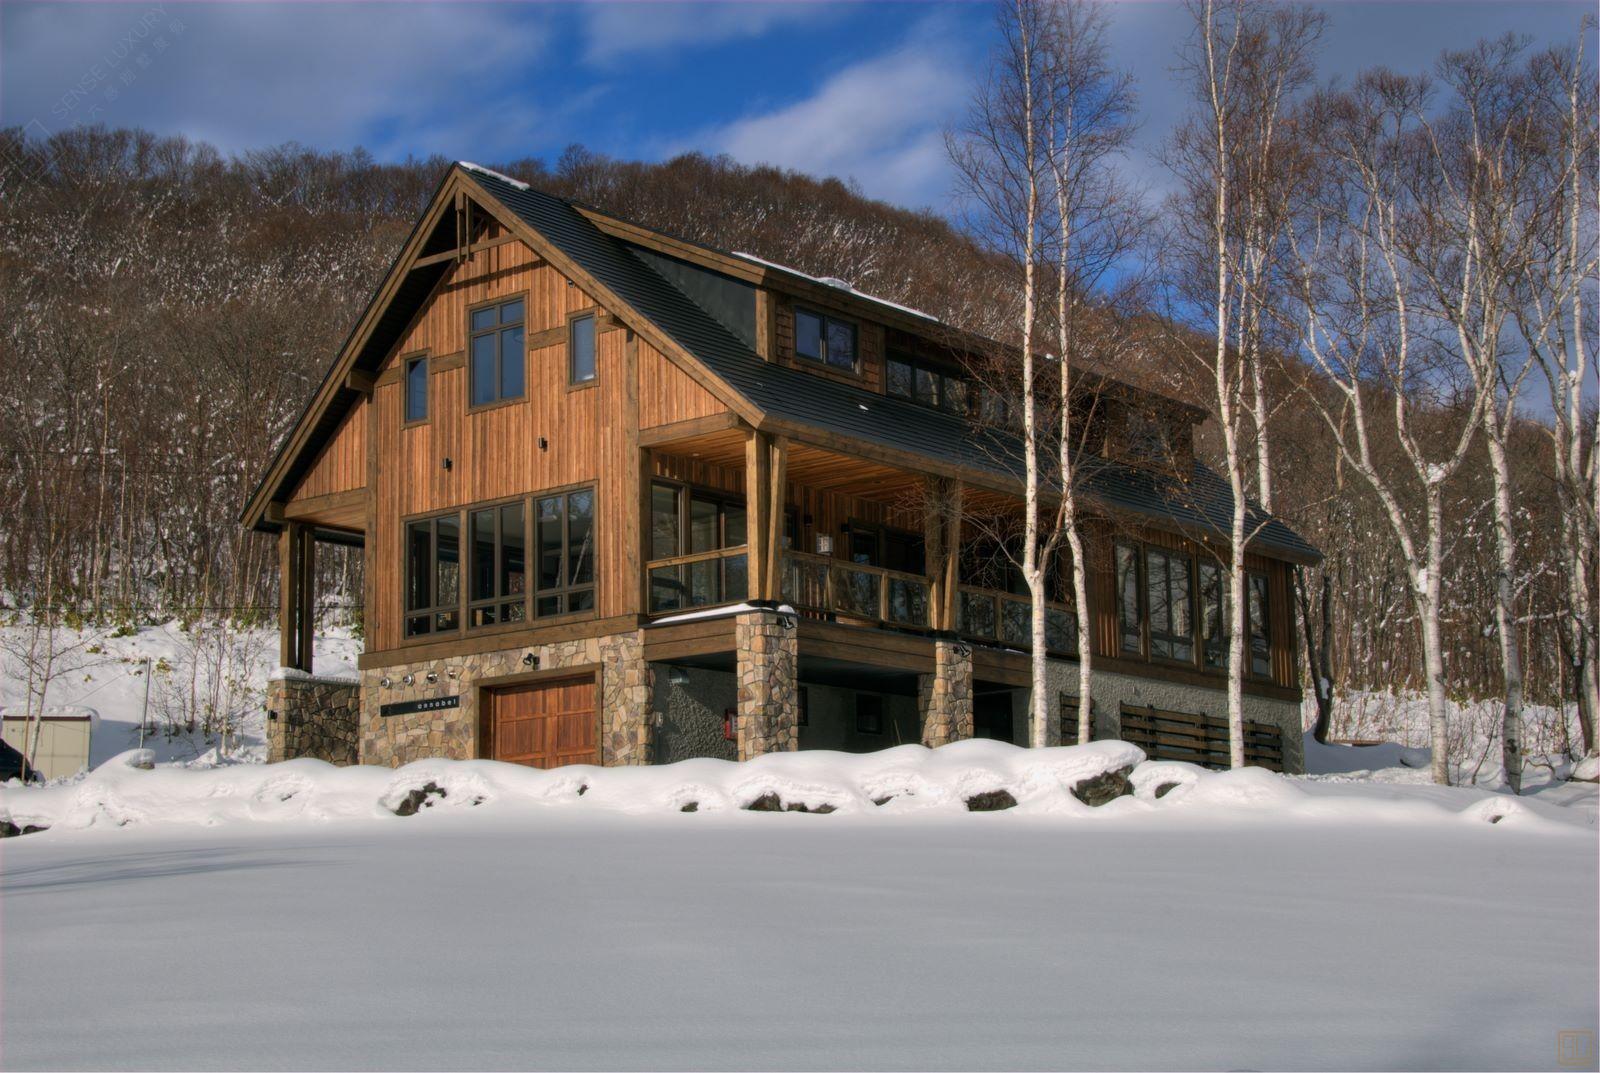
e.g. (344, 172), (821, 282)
(782, 550), (931, 628)
(648, 546), (749, 613)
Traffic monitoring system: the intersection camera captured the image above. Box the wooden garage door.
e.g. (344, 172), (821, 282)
(486, 676), (598, 769)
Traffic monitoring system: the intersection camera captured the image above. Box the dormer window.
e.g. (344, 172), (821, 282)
(887, 356), (969, 415)
(795, 308), (857, 371)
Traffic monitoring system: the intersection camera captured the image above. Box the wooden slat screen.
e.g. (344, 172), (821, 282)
(1117, 703), (1283, 772)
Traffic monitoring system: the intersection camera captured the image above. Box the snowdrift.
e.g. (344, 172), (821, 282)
(0, 738), (1579, 836)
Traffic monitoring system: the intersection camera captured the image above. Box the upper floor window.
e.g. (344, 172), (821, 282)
(887, 356), (968, 415)
(1199, 560), (1227, 670)
(534, 489), (595, 618)
(794, 308), (857, 371)
(1145, 547), (1194, 663)
(469, 297), (525, 407)
(404, 356), (429, 423)
(469, 502), (526, 628)
(569, 313), (597, 385)
(404, 513), (460, 637)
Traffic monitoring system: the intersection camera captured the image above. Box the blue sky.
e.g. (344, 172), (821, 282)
(2, 1), (1594, 217)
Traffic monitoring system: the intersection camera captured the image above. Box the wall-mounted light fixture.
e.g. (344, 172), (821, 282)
(953, 642), (971, 659)
(379, 676), (392, 689)
(442, 456), (453, 471)
(447, 667), (459, 680)
(425, 671), (438, 685)
(522, 652), (539, 668)
(538, 436), (548, 451)
(778, 613), (797, 631)
(816, 535), (833, 555)
(667, 666), (690, 687)
(402, 673), (415, 687)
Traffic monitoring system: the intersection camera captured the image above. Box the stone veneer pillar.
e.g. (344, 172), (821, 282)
(734, 608), (799, 760)
(598, 631), (653, 765)
(267, 672), (360, 765)
(919, 638), (973, 747)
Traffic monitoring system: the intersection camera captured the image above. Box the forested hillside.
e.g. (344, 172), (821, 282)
(0, 125), (1584, 723)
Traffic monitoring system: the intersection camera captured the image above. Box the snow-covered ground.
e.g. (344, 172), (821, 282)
(0, 622), (360, 768)
(2, 742), (1595, 1071)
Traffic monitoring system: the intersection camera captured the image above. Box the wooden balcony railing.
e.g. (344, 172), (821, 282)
(956, 586), (1078, 655)
(782, 551), (931, 628)
(648, 546), (749, 614)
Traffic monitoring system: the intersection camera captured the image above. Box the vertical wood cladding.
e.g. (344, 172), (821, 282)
(288, 403), (367, 503)
(368, 235), (631, 650)
(638, 341), (727, 428)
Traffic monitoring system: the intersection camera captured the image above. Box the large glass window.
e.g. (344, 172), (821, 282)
(1116, 542), (1142, 655)
(404, 356), (428, 423)
(1145, 548), (1194, 662)
(569, 313), (597, 385)
(794, 308), (857, 371)
(469, 502), (526, 628)
(647, 482), (748, 612)
(404, 514), (460, 637)
(469, 297), (526, 407)
(534, 489), (595, 617)
(1248, 571), (1271, 677)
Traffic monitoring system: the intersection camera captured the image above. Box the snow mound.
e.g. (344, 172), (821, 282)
(1, 740), (1144, 834)
(1303, 734), (1431, 775)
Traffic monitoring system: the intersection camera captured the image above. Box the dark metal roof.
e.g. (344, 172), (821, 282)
(464, 166), (1319, 564)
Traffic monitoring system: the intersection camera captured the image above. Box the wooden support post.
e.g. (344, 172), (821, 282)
(278, 525), (296, 669)
(297, 526), (316, 674)
(745, 429), (772, 600)
(766, 436), (788, 603)
(639, 445), (655, 615)
(925, 477), (963, 632)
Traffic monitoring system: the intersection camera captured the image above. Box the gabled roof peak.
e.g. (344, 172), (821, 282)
(456, 161), (529, 191)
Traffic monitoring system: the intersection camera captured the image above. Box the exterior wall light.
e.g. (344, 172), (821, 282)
(425, 671), (438, 685)
(778, 613), (797, 631)
(379, 676), (392, 689)
(667, 666), (690, 687)
(402, 674), (415, 687)
(522, 652), (539, 668)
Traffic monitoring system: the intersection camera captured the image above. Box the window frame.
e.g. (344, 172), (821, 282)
(403, 509), (464, 639)
(466, 497), (529, 630)
(567, 310), (598, 389)
(792, 306), (860, 373)
(533, 485), (598, 620)
(401, 352), (430, 426)
(466, 293), (528, 412)
(1247, 569), (1272, 680)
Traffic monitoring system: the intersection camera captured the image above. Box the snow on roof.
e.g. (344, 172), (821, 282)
(458, 161), (531, 191)
(730, 251), (938, 323)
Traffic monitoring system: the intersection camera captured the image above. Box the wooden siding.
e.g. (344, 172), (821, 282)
(287, 398), (367, 505)
(639, 340), (727, 428)
(368, 233), (634, 651)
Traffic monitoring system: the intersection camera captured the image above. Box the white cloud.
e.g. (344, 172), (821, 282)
(580, 2), (837, 66)
(0, 2), (551, 159)
(685, 19), (973, 209)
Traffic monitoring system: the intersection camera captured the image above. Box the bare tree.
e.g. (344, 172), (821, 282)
(1037, 0), (1144, 745)
(1287, 68), (1498, 784)
(1166, 0), (1318, 767)
(949, 0), (1057, 746)
(1514, 25), (1600, 760)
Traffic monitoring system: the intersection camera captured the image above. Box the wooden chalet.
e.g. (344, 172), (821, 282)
(243, 163), (1317, 773)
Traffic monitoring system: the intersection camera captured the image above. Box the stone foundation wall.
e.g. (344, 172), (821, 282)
(358, 629), (652, 768)
(267, 673), (360, 765)
(919, 639), (973, 747)
(734, 610), (798, 760)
